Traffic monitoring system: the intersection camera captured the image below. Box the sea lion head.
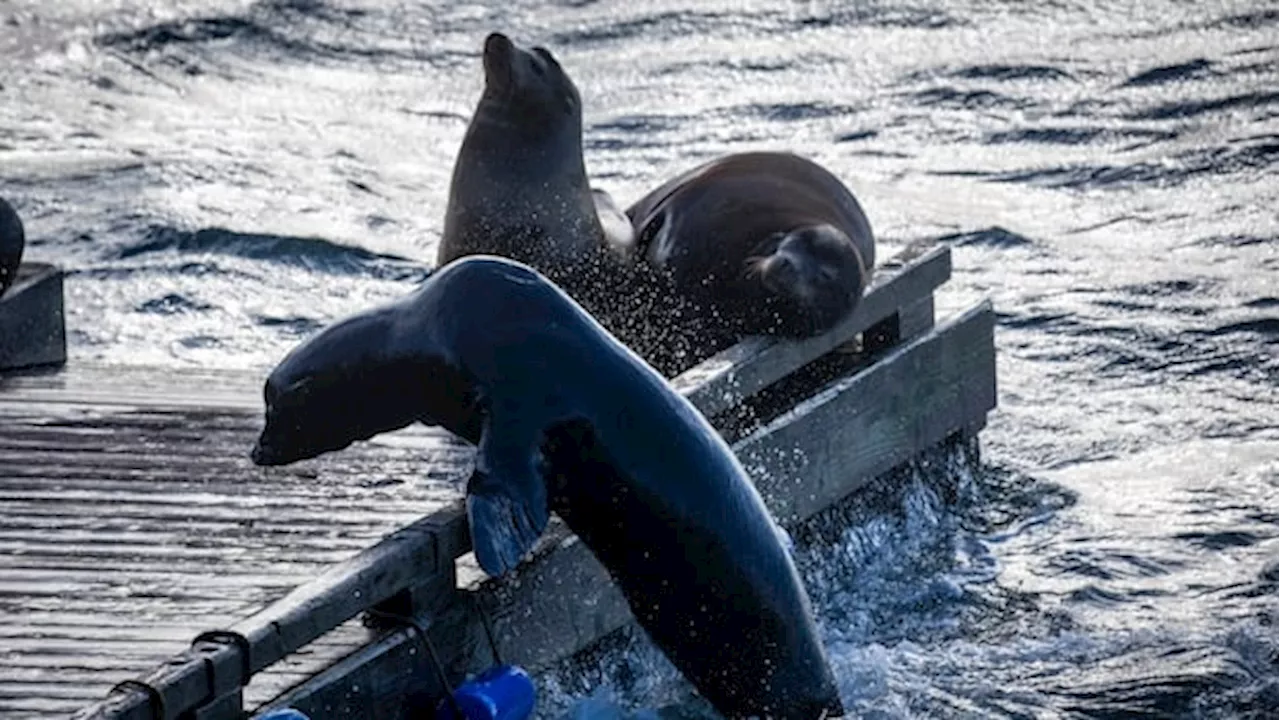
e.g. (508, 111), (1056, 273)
(748, 224), (866, 336)
(478, 32), (582, 142)
(250, 305), (457, 466)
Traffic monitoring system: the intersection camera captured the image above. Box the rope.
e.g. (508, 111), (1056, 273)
(470, 594), (504, 666)
(365, 608), (465, 719)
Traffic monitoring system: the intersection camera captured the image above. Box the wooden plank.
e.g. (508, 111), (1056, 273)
(672, 246), (951, 418)
(255, 301), (997, 719)
(255, 600), (483, 720)
(0, 363), (263, 410)
(225, 507), (467, 675)
(0, 263), (67, 371)
(737, 300), (996, 524)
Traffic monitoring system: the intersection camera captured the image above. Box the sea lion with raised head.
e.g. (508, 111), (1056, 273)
(627, 152), (876, 371)
(437, 33), (632, 307)
(0, 197), (25, 298)
(250, 256), (844, 719)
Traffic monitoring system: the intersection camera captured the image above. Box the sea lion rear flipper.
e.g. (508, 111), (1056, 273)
(465, 415), (550, 576)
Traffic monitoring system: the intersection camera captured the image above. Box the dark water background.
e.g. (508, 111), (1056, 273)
(0, 0), (1276, 717)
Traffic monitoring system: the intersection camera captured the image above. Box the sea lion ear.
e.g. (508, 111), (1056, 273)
(465, 414), (550, 576)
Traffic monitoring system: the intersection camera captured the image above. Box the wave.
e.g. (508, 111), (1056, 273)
(114, 225), (430, 282)
(251, 314), (327, 336)
(1122, 58), (1216, 87)
(137, 293), (216, 315)
(943, 135), (1277, 190)
(721, 101), (859, 121)
(95, 0), (468, 73)
(935, 227), (1035, 249)
(983, 126), (1177, 146)
(949, 64), (1073, 82)
(903, 64), (1073, 84)
(1213, 9), (1280, 30)
(1127, 91), (1277, 121)
(798, 5), (963, 30)
(553, 3), (960, 48)
(551, 10), (763, 45)
(909, 86), (1034, 110)
(1000, 308), (1278, 387)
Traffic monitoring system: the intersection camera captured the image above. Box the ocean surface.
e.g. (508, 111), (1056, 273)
(1, 0), (1276, 717)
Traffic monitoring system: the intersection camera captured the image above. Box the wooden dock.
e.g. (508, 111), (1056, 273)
(0, 243), (996, 720)
(0, 366), (471, 718)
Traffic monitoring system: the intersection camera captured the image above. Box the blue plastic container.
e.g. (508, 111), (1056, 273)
(437, 664), (537, 720)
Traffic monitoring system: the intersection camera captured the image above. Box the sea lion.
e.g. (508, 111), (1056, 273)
(0, 197), (25, 298)
(626, 152), (876, 368)
(250, 256), (844, 719)
(437, 32), (631, 307)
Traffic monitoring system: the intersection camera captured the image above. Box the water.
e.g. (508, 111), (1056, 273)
(1, 0), (1276, 717)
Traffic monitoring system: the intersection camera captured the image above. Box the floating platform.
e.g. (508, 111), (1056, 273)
(27, 243), (995, 720)
(0, 263), (67, 371)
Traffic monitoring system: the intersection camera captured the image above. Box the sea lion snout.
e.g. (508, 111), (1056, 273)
(759, 253), (801, 296)
(482, 32), (515, 88)
(249, 438), (278, 466)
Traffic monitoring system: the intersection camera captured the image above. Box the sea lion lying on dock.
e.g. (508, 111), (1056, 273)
(625, 152), (876, 370)
(250, 256), (844, 719)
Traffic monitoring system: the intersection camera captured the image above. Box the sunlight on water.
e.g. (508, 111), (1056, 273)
(0, 0), (1275, 716)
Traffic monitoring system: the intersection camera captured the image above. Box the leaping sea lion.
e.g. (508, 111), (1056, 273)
(250, 256), (844, 719)
(0, 197), (25, 298)
(626, 152), (877, 371)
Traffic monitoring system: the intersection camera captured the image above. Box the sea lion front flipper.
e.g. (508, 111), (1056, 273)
(593, 188), (637, 260)
(465, 414), (550, 577)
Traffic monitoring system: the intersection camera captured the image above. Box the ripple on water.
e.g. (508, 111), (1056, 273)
(115, 225), (430, 281)
(1122, 58), (1218, 87)
(93, 0), (468, 75)
(1125, 90), (1278, 121)
(942, 135), (1278, 190)
(136, 292), (216, 315)
(908, 86), (1036, 111)
(934, 226), (1035, 249)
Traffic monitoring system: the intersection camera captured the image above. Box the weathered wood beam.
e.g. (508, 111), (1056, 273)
(672, 246), (950, 418)
(737, 300), (996, 524)
(0, 263), (67, 371)
(227, 510), (467, 674)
